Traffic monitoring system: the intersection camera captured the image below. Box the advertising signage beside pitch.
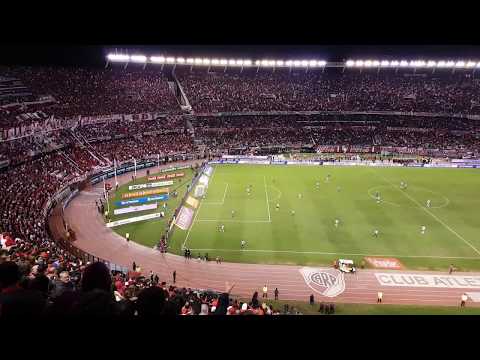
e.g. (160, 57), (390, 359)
(375, 273), (480, 289)
(128, 180), (173, 191)
(147, 172), (185, 181)
(115, 194), (169, 206)
(122, 188), (169, 199)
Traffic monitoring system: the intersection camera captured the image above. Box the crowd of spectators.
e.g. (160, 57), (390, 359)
(178, 69), (480, 114)
(0, 249), (301, 318)
(192, 115), (480, 156)
(1, 66), (181, 118)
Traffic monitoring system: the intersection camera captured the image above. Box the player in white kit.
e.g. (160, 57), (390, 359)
(421, 225), (426, 235)
(335, 219), (340, 228)
(426, 200), (431, 208)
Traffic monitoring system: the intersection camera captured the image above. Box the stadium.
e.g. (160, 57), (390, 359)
(1, 47), (480, 317)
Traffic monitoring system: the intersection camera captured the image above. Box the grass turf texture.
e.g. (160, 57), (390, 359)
(248, 299), (480, 315)
(168, 164), (480, 271)
(107, 168), (196, 247)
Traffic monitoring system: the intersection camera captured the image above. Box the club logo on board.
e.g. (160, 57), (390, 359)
(299, 267), (346, 297)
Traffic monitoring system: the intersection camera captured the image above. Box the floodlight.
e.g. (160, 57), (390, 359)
(243, 60), (252, 66)
(355, 60), (364, 67)
(261, 60), (269, 67)
(318, 60), (327, 67)
(477, 63), (480, 68)
(455, 61), (465, 68)
(346, 60), (355, 67)
(286, 60), (293, 67)
(372, 60), (380, 67)
(186, 58), (194, 64)
(380, 60), (389, 67)
(228, 59), (236, 65)
(446, 61), (455, 67)
(390, 60), (399, 67)
(236, 59), (243, 66)
(400, 60), (409, 67)
(301, 60), (308, 67)
(293, 60), (301, 67)
(309, 60), (317, 67)
(107, 54), (130, 62)
(202, 58), (211, 65)
(220, 59), (228, 65)
(150, 56), (166, 63)
(176, 57), (185, 63)
(364, 60), (373, 67)
(130, 55), (147, 63)
(211, 59), (220, 65)
(165, 57), (175, 63)
(427, 60), (436, 67)
(276, 60), (284, 66)
(255, 60), (261, 66)
(466, 61), (476, 68)
(194, 58), (202, 65)
(437, 60), (446, 67)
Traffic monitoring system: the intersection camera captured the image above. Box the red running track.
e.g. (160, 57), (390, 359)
(63, 161), (480, 308)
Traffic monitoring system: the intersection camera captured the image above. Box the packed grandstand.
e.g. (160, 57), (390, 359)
(1, 55), (480, 317)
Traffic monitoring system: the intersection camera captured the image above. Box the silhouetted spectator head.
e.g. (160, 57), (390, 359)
(81, 262), (112, 293)
(71, 289), (117, 318)
(0, 261), (20, 290)
(136, 286), (166, 319)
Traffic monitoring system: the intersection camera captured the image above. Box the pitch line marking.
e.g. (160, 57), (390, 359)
(375, 172), (480, 257)
(264, 176), (271, 222)
(188, 248), (480, 260)
(182, 196), (203, 249)
(203, 183), (229, 205)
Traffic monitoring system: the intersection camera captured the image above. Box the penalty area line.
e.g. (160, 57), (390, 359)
(264, 176), (271, 222)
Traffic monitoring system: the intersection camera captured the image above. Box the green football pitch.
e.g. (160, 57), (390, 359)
(108, 164), (480, 271)
(168, 164), (480, 271)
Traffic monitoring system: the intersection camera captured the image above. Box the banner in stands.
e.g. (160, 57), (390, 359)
(203, 166), (213, 177)
(128, 180), (173, 190)
(186, 196), (199, 209)
(198, 174), (210, 186)
(147, 172), (185, 181)
(194, 184), (206, 198)
(115, 194), (169, 206)
(175, 206), (194, 230)
(122, 188), (169, 199)
(113, 203), (158, 215)
(106, 212), (161, 228)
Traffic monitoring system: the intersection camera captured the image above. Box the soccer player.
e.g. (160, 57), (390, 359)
(373, 229), (379, 238)
(231, 210), (235, 218)
(241, 240), (246, 249)
(426, 199), (431, 208)
(298, 193), (302, 199)
(421, 225), (426, 235)
(220, 224), (225, 232)
(316, 181), (320, 188)
(247, 187), (251, 196)
(334, 219), (340, 228)
(337, 186), (341, 192)
(276, 203), (280, 211)
(291, 210), (295, 216)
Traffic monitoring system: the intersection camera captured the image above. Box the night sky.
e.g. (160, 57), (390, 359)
(2, 44), (480, 68)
